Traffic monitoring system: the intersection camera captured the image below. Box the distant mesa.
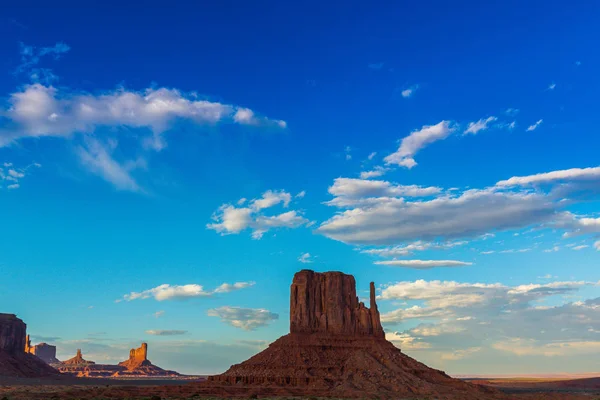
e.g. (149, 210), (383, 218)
(53, 342), (179, 378)
(0, 313), (59, 377)
(25, 335), (60, 364)
(62, 348), (95, 365)
(198, 269), (497, 399)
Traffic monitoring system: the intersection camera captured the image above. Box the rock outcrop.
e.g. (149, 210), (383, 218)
(116, 342), (179, 376)
(200, 270), (497, 399)
(55, 342), (179, 377)
(118, 343), (148, 369)
(61, 349), (95, 365)
(0, 313), (58, 377)
(290, 270), (384, 338)
(25, 336), (60, 364)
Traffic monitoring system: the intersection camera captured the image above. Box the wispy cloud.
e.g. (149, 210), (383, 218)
(298, 252), (313, 263)
(207, 306), (278, 330)
(464, 116), (497, 135)
(119, 281), (254, 302)
(384, 121), (456, 169)
(375, 259), (473, 269)
(526, 119), (543, 132)
(145, 330), (187, 336)
(15, 41), (70, 84)
(401, 84), (419, 98)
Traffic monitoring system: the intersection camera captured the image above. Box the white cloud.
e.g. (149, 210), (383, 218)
(325, 177), (440, 208)
(233, 107), (286, 128)
(319, 166), (600, 246)
(318, 187), (556, 245)
(1, 84), (286, 150)
(544, 246), (560, 253)
(401, 85), (419, 98)
(207, 189), (309, 239)
(496, 166), (600, 187)
(526, 119), (543, 132)
(251, 190), (292, 211)
(595, 241), (600, 251)
(571, 245), (589, 251)
(145, 330), (187, 336)
(384, 121), (456, 169)
(214, 282), (255, 293)
(505, 108), (519, 116)
(154, 311), (165, 318)
(361, 240), (467, 257)
(298, 253), (313, 263)
(374, 259), (472, 269)
(359, 166), (389, 179)
(464, 116), (497, 135)
(368, 152), (377, 160)
(120, 281), (254, 302)
(0, 162), (41, 190)
(558, 214), (600, 238)
(385, 332), (431, 350)
(548, 83), (556, 90)
(207, 306), (278, 330)
(295, 190), (306, 198)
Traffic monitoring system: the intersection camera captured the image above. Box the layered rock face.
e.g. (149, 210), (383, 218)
(25, 336), (60, 364)
(0, 313), (58, 377)
(202, 270), (495, 399)
(0, 314), (27, 354)
(290, 270), (384, 338)
(118, 343), (148, 369)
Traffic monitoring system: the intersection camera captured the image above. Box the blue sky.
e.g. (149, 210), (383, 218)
(1, 1), (600, 375)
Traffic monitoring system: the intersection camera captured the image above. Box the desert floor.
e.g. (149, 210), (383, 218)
(1, 376), (600, 400)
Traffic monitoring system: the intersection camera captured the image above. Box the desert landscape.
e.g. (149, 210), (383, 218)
(2, 2), (600, 400)
(2, 270), (599, 399)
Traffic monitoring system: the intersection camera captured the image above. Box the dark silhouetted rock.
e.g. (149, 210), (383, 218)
(0, 313), (58, 377)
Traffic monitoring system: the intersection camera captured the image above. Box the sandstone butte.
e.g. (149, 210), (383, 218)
(54, 342), (179, 377)
(0, 313), (58, 377)
(198, 269), (499, 399)
(25, 335), (60, 364)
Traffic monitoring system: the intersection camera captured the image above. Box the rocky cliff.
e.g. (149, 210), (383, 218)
(0, 314), (27, 355)
(0, 313), (58, 377)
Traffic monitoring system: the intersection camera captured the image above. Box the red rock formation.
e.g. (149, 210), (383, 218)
(290, 270), (384, 337)
(116, 342), (179, 376)
(201, 270), (497, 399)
(0, 313), (58, 377)
(62, 349), (94, 365)
(118, 342), (147, 369)
(25, 336), (60, 364)
(54, 343), (179, 377)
